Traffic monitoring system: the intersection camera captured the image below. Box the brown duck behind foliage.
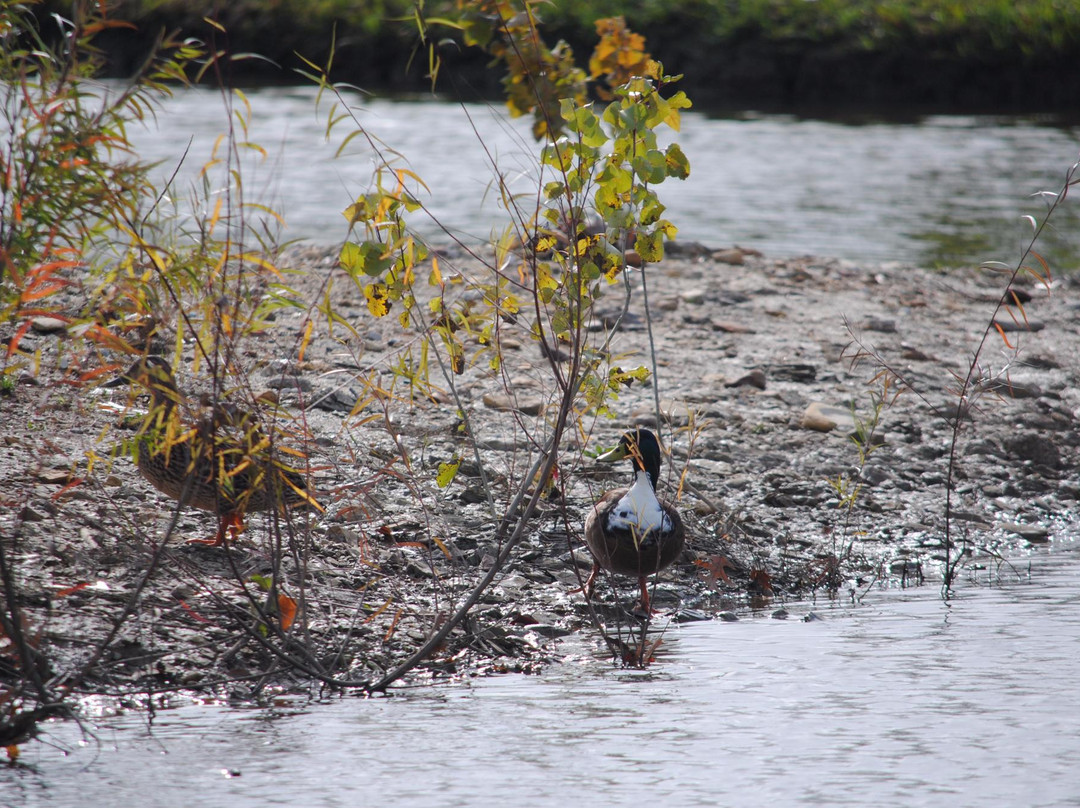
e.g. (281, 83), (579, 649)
(105, 356), (319, 545)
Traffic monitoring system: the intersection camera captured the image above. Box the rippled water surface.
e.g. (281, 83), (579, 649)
(122, 86), (1080, 267)
(8, 546), (1080, 808)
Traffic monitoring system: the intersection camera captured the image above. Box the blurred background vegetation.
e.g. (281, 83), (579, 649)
(34, 0), (1080, 112)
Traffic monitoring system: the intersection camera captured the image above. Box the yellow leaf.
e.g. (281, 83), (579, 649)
(436, 459), (460, 489)
(536, 263), (558, 292)
(535, 235), (559, 253)
(364, 283), (391, 317)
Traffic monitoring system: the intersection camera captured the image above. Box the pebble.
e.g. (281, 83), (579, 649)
(30, 316), (67, 334)
(1003, 432), (1061, 469)
(727, 369), (766, 389)
(993, 317), (1044, 333)
(722, 474), (754, 489)
(35, 468), (72, 484)
(711, 320), (755, 333)
(526, 624), (572, 638)
(1000, 522), (1050, 543)
(18, 505), (46, 522)
(771, 363), (817, 383)
(325, 525), (364, 545)
(658, 399), (694, 426)
(482, 392), (544, 415)
(312, 387), (362, 412)
(800, 402), (856, 433)
(673, 609), (712, 623)
(901, 345), (936, 361)
(266, 376), (313, 392)
(712, 248), (746, 265)
(864, 316), (897, 333)
(979, 378), (1042, 398)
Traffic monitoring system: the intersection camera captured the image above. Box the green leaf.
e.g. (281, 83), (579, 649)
(343, 193), (379, 224)
(640, 195), (666, 226)
(541, 141), (574, 171)
(340, 240), (394, 278)
(665, 143), (691, 179)
(543, 180), (566, 200)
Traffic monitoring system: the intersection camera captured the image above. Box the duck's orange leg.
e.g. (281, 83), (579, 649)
(572, 561), (602, 600)
(637, 575), (654, 615)
(187, 512), (245, 546)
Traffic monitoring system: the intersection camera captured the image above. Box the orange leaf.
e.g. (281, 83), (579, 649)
(993, 321), (1016, 349)
(277, 594), (297, 631)
(80, 324), (139, 353)
(179, 599), (211, 624)
(749, 568), (774, 595)
(19, 283), (69, 303)
(51, 477), (84, 500)
(5, 320), (31, 357)
(695, 554), (732, 585)
(56, 582), (90, 597)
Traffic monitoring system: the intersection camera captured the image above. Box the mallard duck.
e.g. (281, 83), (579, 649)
(583, 428), (685, 613)
(105, 356), (320, 546)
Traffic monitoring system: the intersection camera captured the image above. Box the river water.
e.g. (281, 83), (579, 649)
(120, 85), (1080, 268)
(7, 86), (1080, 805)
(7, 544), (1080, 807)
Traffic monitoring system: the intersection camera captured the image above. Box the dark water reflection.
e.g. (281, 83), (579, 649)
(8, 545), (1080, 808)
(123, 85), (1080, 269)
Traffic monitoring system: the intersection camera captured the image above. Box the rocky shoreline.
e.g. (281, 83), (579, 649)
(2, 243), (1079, 703)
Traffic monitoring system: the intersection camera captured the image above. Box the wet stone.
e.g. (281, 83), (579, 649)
(1003, 432), (1061, 469)
(1000, 522), (1050, 543)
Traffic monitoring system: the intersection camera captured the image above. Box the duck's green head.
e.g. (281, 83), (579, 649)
(597, 428), (663, 488)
